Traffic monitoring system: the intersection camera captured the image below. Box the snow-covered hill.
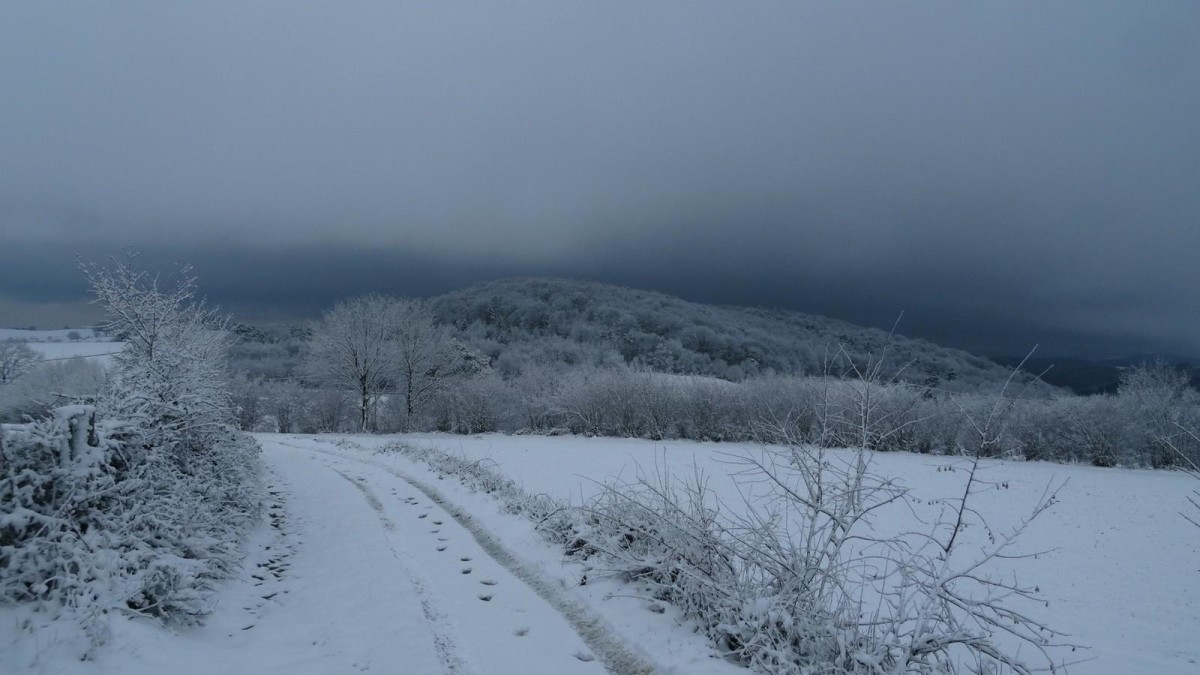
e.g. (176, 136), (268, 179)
(430, 277), (1046, 392)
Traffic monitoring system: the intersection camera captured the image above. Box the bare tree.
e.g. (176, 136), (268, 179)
(0, 340), (41, 384)
(391, 299), (484, 429)
(306, 296), (484, 432)
(306, 295), (401, 432)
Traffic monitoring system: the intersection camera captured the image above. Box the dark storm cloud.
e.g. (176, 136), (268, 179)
(2, 2), (1198, 357)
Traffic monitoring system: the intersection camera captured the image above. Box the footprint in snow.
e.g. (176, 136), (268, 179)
(480, 579), (497, 586)
(461, 568), (472, 574)
(460, 556), (471, 562)
(436, 546), (447, 552)
(478, 594), (493, 602)
(418, 513), (428, 519)
(513, 627), (529, 637)
(573, 652), (595, 662)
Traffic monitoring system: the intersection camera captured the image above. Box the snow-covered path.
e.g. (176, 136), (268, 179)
(5, 437), (658, 674)
(270, 437), (658, 675)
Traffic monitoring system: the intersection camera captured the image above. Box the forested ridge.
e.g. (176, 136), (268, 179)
(431, 277), (1029, 391)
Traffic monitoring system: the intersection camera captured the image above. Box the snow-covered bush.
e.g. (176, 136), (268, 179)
(426, 371), (515, 435)
(572, 445), (1063, 674)
(1, 408), (261, 648)
(507, 363), (567, 432)
(298, 385), (354, 433)
(264, 379), (312, 433)
(0, 259), (263, 653)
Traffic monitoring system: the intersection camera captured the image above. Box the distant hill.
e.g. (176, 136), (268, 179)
(428, 277), (1047, 393)
(992, 354), (1200, 395)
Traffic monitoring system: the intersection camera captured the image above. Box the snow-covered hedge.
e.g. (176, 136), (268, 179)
(0, 405), (262, 648)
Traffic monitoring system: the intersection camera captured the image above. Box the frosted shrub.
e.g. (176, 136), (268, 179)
(426, 371), (514, 434)
(575, 445), (1064, 674)
(507, 364), (567, 432)
(0, 408), (262, 648)
(0, 258), (266, 652)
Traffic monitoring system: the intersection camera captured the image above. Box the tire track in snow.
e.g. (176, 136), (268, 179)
(300, 441), (660, 675)
(328, 466), (474, 675)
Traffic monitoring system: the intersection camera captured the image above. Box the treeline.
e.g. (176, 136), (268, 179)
(230, 356), (1199, 469)
(7, 277), (1198, 473)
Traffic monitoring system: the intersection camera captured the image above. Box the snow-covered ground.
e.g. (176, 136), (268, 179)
(0, 328), (124, 366)
(319, 433), (1200, 675)
(0, 328), (103, 341)
(1, 435), (735, 675)
(22, 341), (125, 364)
(5, 432), (1197, 674)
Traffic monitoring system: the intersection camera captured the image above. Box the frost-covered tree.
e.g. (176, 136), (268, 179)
(0, 340), (40, 384)
(81, 257), (233, 448)
(1117, 360), (1200, 466)
(306, 295), (402, 431)
(391, 300), (485, 428)
(307, 295), (484, 432)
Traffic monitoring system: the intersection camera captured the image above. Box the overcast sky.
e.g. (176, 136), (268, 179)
(2, 2), (1198, 358)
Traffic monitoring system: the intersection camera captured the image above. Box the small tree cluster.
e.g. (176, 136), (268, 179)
(305, 295), (483, 432)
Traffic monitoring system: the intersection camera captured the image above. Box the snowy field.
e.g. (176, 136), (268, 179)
(1, 328), (124, 366)
(22, 341), (125, 364)
(5, 432), (1196, 674)
(0, 328), (103, 341)
(325, 433), (1200, 675)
